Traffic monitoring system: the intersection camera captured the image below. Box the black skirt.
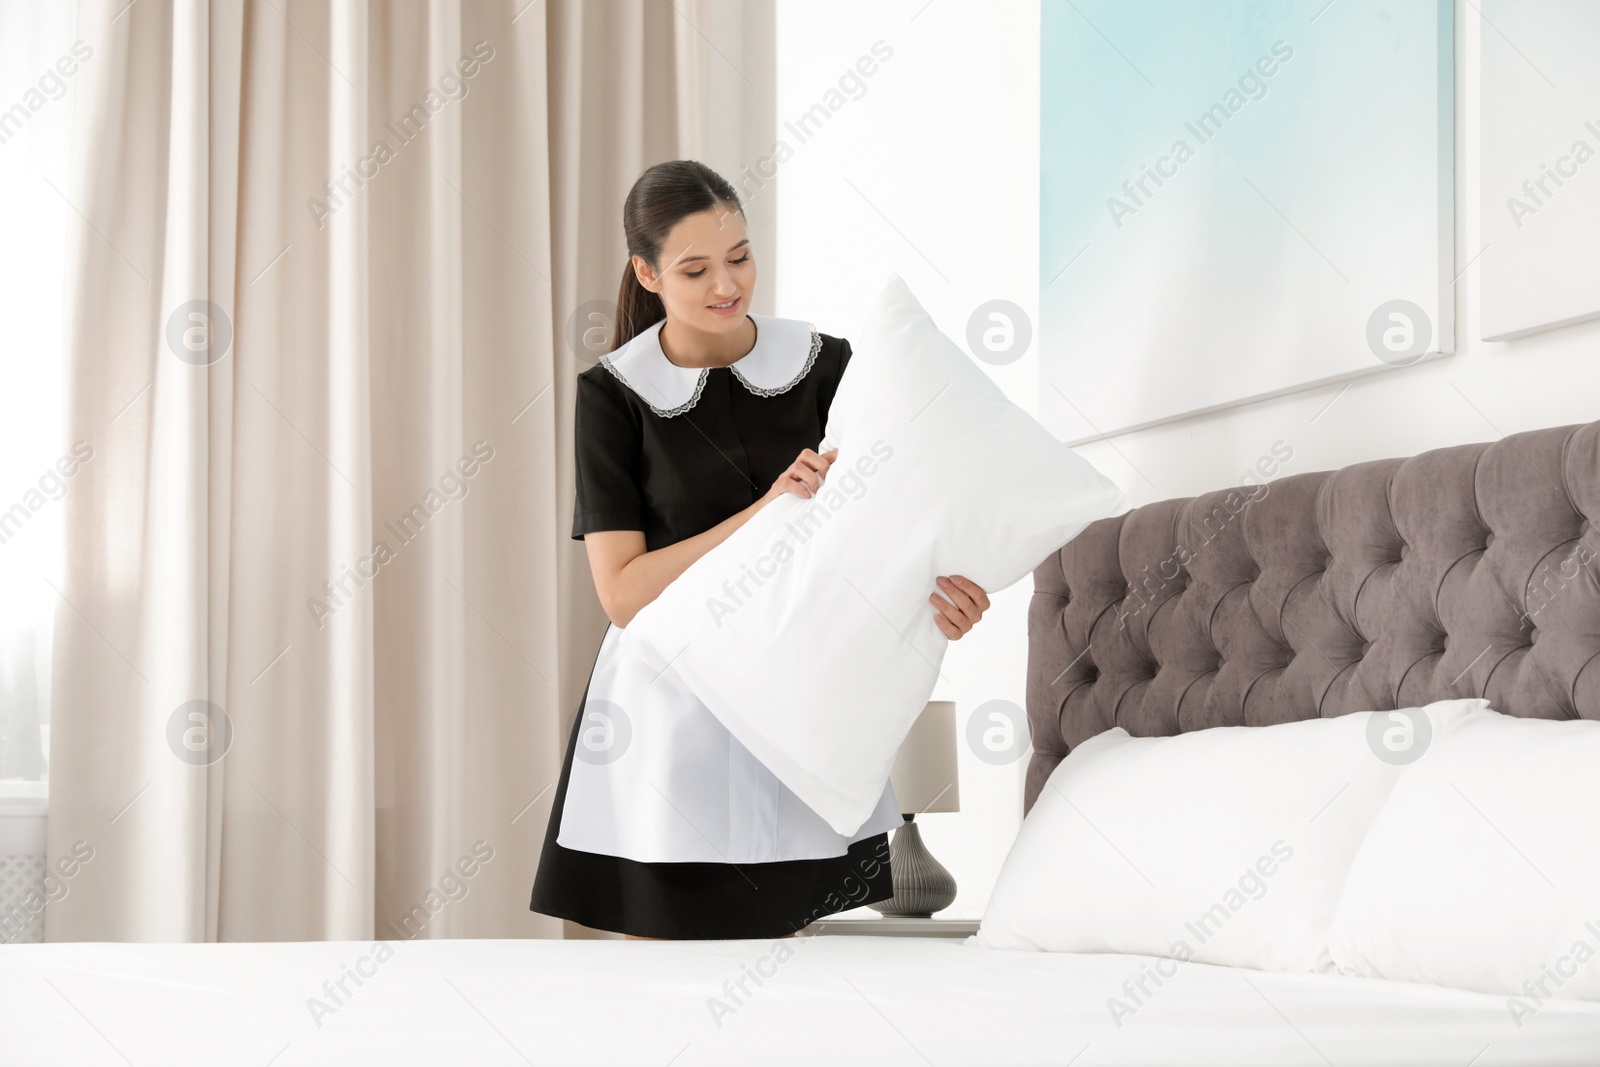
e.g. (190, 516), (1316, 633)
(529, 674), (896, 940)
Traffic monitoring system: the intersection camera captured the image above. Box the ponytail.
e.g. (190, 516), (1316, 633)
(614, 257), (665, 350)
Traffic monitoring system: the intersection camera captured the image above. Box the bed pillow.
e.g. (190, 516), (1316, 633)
(1327, 711), (1600, 1003)
(970, 699), (1492, 974)
(621, 273), (1131, 836)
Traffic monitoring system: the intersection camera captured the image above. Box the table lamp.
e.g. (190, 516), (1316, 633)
(871, 699), (960, 918)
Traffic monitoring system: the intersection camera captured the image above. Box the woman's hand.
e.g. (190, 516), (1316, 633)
(764, 447), (837, 503)
(931, 575), (989, 640)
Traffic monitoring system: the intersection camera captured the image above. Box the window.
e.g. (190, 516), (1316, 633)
(0, 0), (78, 809)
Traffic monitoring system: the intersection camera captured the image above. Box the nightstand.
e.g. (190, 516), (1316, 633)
(806, 916), (980, 938)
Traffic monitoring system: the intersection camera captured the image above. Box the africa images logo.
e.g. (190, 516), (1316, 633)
(1105, 40), (1294, 229)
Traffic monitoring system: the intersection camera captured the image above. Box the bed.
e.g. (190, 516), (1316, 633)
(5, 420), (1600, 1065)
(3, 934), (1599, 1065)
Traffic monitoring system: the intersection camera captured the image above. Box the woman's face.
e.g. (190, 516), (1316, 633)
(633, 206), (756, 336)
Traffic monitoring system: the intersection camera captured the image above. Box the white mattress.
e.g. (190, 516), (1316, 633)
(3, 935), (1598, 1065)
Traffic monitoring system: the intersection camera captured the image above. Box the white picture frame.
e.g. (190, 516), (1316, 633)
(1479, 0), (1600, 342)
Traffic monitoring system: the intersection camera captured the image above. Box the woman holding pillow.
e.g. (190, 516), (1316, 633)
(529, 160), (989, 941)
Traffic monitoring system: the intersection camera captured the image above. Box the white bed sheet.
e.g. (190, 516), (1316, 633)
(3, 935), (1597, 1066)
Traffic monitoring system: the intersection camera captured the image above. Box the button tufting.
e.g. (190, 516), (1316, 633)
(1484, 532), (1495, 549)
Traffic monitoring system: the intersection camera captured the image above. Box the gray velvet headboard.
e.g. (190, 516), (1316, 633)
(1025, 420), (1600, 815)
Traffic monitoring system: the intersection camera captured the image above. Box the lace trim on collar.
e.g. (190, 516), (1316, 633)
(730, 324), (821, 398)
(596, 354), (709, 418)
(598, 316), (821, 418)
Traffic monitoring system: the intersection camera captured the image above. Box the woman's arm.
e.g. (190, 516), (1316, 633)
(584, 447), (837, 628)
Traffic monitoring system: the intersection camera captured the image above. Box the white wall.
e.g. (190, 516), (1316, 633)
(773, 0), (1600, 920)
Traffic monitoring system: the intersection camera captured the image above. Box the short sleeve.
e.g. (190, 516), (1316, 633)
(817, 335), (852, 427)
(571, 372), (646, 539)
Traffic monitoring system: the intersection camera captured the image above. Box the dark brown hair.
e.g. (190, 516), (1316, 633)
(613, 160), (744, 351)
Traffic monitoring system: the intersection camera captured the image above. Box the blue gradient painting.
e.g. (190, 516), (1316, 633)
(1041, 0), (1453, 442)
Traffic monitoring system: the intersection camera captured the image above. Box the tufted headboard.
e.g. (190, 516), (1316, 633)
(1024, 420), (1600, 815)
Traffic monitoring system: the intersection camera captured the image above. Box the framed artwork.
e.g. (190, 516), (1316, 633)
(1479, 0), (1600, 342)
(1040, 0), (1455, 442)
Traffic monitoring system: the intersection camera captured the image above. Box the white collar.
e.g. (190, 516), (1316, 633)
(597, 313), (821, 417)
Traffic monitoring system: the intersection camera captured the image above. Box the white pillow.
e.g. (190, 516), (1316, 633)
(971, 699), (1492, 974)
(1327, 710), (1600, 1004)
(621, 273), (1131, 836)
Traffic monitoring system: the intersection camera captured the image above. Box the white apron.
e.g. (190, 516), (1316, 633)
(557, 623), (904, 864)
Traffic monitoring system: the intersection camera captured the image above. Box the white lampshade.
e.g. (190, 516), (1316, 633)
(889, 700), (960, 815)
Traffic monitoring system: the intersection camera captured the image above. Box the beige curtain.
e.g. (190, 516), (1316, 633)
(46, 0), (770, 942)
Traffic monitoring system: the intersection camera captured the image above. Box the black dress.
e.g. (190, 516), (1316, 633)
(529, 314), (896, 939)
